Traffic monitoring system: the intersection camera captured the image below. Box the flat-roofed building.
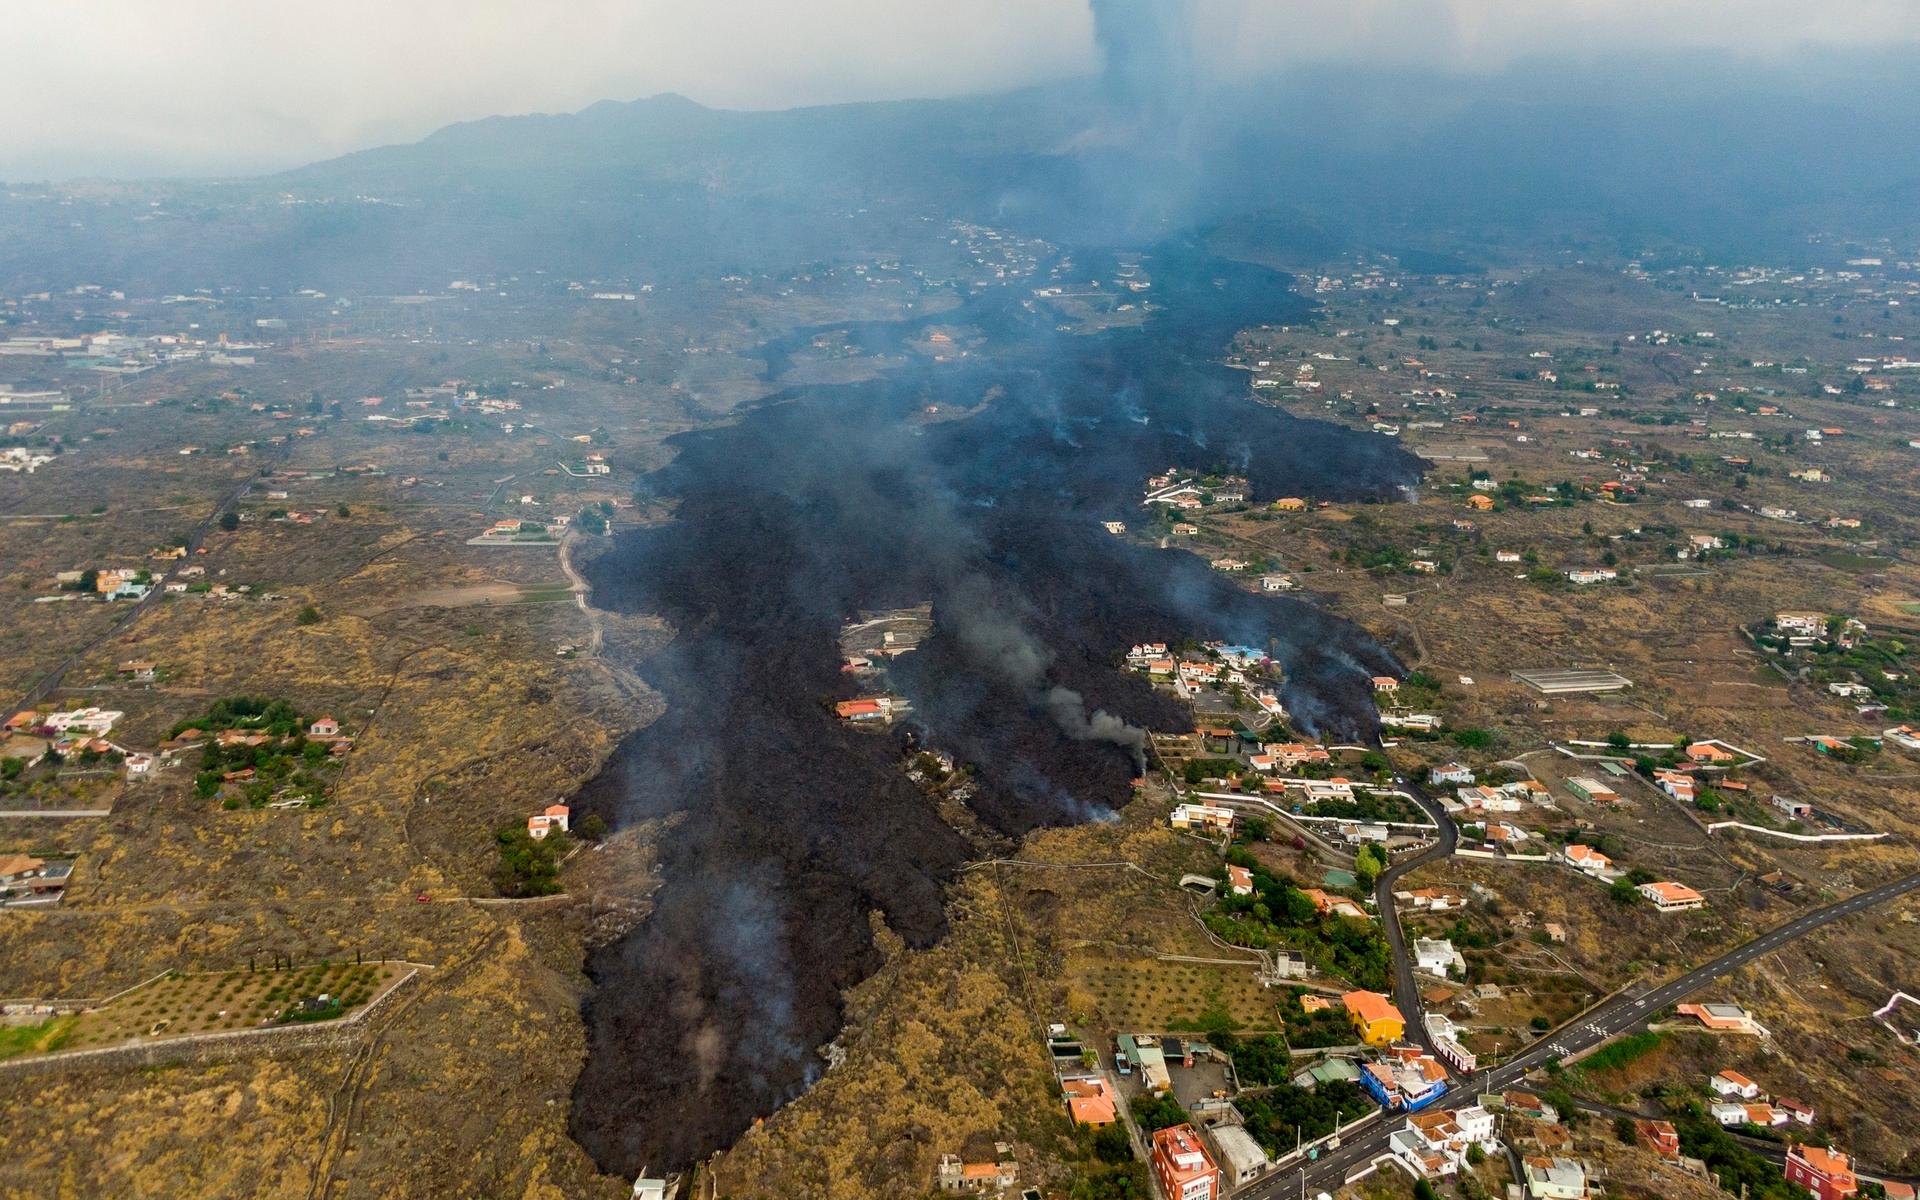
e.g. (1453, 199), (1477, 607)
(1512, 668), (1633, 695)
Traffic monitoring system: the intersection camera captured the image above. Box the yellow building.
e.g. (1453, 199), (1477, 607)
(1341, 990), (1406, 1046)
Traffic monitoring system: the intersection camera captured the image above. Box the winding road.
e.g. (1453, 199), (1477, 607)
(1370, 780), (1459, 1065)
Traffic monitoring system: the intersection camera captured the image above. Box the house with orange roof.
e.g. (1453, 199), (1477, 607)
(528, 804), (570, 840)
(1638, 881), (1705, 911)
(1559, 844), (1613, 878)
(1710, 1069), (1760, 1099)
(1342, 990), (1406, 1046)
(834, 697), (893, 721)
(1267, 742), (1331, 768)
(1653, 768), (1696, 802)
(1062, 1076), (1117, 1126)
(1227, 865), (1253, 896)
(1675, 1002), (1765, 1034)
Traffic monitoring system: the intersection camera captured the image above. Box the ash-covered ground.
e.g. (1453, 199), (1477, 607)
(568, 244), (1423, 1176)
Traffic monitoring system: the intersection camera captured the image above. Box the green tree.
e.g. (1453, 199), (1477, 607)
(1091, 1122), (1134, 1165)
(1129, 1092), (1189, 1133)
(1354, 844), (1387, 890)
(296, 605), (321, 626)
(218, 511), (240, 532)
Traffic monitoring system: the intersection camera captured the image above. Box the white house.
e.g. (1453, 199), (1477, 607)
(1415, 938), (1466, 978)
(1430, 763), (1475, 786)
(527, 804), (571, 840)
(1524, 1157), (1589, 1200)
(1775, 612), (1826, 640)
(1567, 568), (1618, 585)
(1559, 844), (1613, 878)
(1453, 785), (1521, 813)
(1710, 1101), (1752, 1127)
(1710, 1070), (1761, 1100)
(1380, 712), (1441, 731)
(41, 707), (123, 735)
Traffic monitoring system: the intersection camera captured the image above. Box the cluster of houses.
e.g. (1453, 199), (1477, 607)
(1125, 642), (1288, 719)
(0, 445), (56, 473)
(1142, 469), (1249, 512)
(1386, 1088), (1600, 1200)
(1707, 1067), (1815, 1130)
(2, 706), (160, 780)
(1768, 611), (1860, 650)
(1428, 762), (1556, 821)
(53, 567), (152, 602)
(1388, 1103), (1497, 1179)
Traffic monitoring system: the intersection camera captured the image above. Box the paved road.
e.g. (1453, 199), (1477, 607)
(1370, 781), (1458, 1065)
(1236, 868), (1920, 1198)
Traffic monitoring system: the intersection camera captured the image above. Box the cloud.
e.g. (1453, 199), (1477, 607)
(3, 0), (1915, 179)
(0, 0), (1097, 177)
(1195, 0), (1920, 76)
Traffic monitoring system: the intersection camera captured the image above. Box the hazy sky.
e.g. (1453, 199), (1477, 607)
(7, 0), (1916, 180)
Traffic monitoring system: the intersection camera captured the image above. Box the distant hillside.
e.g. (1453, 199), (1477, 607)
(1, 53), (1916, 294)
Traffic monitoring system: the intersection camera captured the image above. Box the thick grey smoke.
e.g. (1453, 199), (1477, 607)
(1046, 685), (1149, 772)
(1090, 0), (1194, 116)
(940, 578), (1148, 772)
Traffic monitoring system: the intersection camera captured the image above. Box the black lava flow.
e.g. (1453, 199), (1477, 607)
(566, 244), (1425, 1176)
